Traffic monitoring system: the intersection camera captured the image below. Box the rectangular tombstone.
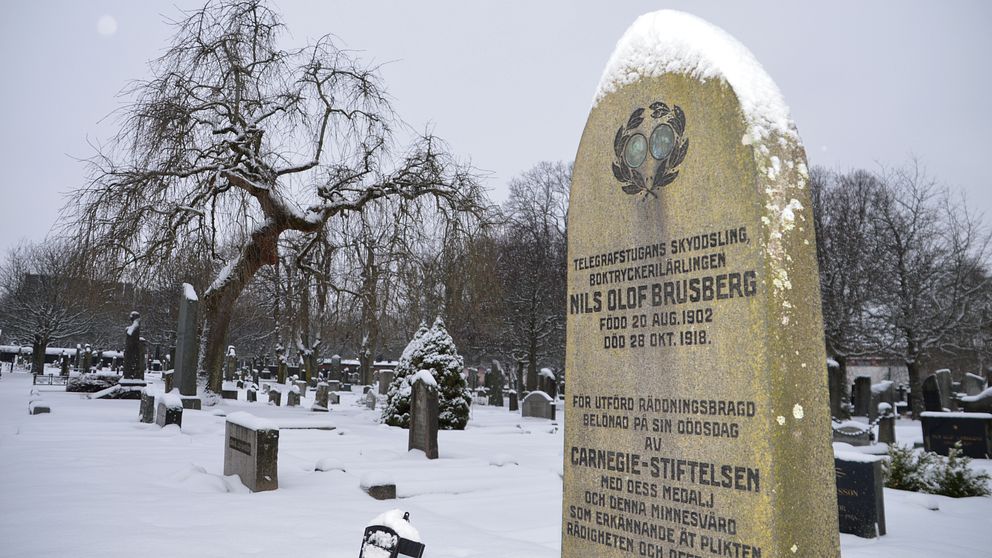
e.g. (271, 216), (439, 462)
(328, 380), (341, 392)
(329, 392), (340, 405)
(139, 390), (156, 423)
(852, 376), (872, 417)
(963, 373), (986, 396)
(246, 389), (257, 403)
(922, 375), (943, 412)
(268, 389), (281, 406)
(834, 454), (886, 538)
(156, 395), (183, 428)
(562, 11), (839, 558)
(408, 377), (439, 459)
(312, 382), (329, 412)
(379, 371), (395, 395)
(521, 391), (555, 420)
(920, 412), (992, 458)
(934, 369), (956, 411)
(174, 284), (199, 397)
(287, 390), (300, 407)
(295, 380), (308, 399)
(224, 413), (279, 492)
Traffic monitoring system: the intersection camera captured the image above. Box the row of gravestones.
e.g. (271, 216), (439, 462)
(919, 369), (992, 459)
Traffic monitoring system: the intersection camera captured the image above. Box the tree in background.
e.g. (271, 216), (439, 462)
(68, 0), (482, 395)
(382, 318), (471, 430)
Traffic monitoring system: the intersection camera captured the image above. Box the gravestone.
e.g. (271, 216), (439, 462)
(521, 391), (555, 420)
(562, 11), (839, 558)
(363, 483), (396, 500)
(246, 389), (257, 403)
(139, 389), (156, 423)
(60, 355), (70, 377)
(163, 371), (174, 392)
(81, 344), (93, 373)
(329, 392), (340, 405)
(312, 382), (329, 412)
(328, 380), (341, 392)
(827, 359), (845, 418)
(379, 370), (395, 395)
(224, 412), (279, 492)
(876, 404), (895, 444)
(174, 284), (199, 404)
(934, 369), (956, 411)
(487, 369), (504, 407)
(538, 368), (557, 399)
(295, 380), (308, 399)
(921, 375), (943, 412)
(868, 380), (894, 421)
(408, 374), (439, 459)
(963, 373), (985, 396)
(365, 391), (377, 410)
(287, 389), (300, 407)
(834, 453), (886, 538)
(221, 382), (238, 400)
(156, 394), (183, 428)
(508, 391), (518, 412)
(920, 412), (992, 458)
(225, 346), (237, 381)
(852, 376), (872, 417)
(268, 388), (281, 406)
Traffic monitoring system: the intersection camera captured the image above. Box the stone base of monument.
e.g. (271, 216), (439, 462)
(139, 390), (156, 423)
(834, 451), (886, 538)
(224, 412), (279, 492)
(179, 396), (201, 410)
(156, 395), (183, 428)
(921, 412), (992, 458)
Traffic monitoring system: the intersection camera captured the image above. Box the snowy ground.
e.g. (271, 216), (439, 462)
(1, 368), (990, 557)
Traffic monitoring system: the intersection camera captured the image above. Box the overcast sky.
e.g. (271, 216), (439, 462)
(1, 0), (990, 257)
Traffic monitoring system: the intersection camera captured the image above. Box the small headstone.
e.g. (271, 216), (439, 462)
(236, 379), (244, 389)
(163, 370), (174, 393)
(268, 389), (281, 406)
(28, 401), (51, 415)
(180, 396), (202, 410)
(287, 390), (300, 407)
(876, 405), (895, 444)
(261, 383), (271, 394)
(921, 375), (943, 412)
(221, 381), (238, 400)
(139, 390), (156, 423)
(246, 389), (257, 403)
(508, 391), (518, 412)
(295, 380), (308, 399)
(868, 380), (894, 421)
(156, 394), (183, 428)
(408, 374), (439, 459)
(921, 412), (992, 458)
(224, 412), (279, 492)
(934, 369), (956, 411)
(329, 393), (340, 405)
(827, 359), (845, 418)
(340, 383), (352, 392)
(225, 345), (237, 381)
(852, 376), (872, 416)
(363, 483), (396, 500)
(312, 382), (329, 412)
(328, 380), (341, 392)
(521, 391), (555, 420)
(365, 391), (376, 410)
(378, 370), (394, 395)
(834, 453), (886, 538)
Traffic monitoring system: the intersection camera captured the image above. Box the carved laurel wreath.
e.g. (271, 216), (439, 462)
(611, 101), (689, 197)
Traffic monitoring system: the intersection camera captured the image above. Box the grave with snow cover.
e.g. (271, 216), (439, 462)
(834, 450), (886, 538)
(155, 393), (183, 428)
(408, 371), (439, 459)
(174, 284), (201, 410)
(224, 412), (279, 492)
(921, 411), (992, 458)
(521, 390), (555, 420)
(562, 11), (839, 557)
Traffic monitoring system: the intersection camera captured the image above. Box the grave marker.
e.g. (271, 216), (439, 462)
(156, 394), (183, 428)
(935, 369), (956, 411)
(921, 375), (943, 412)
(562, 11), (838, 557)
(224, 412), (279, 492)
(852, 376), (871, 417)
(521, 391), (555, 420)
(921, 412), (992, 458)
(408, 372), (439, 459)
(834, 452), (886, 538)
(174, 284), (199, 403)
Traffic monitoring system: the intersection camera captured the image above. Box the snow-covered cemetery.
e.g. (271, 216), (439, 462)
(2, 2), (991, 557)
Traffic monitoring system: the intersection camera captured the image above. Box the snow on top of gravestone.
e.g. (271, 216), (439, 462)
(227, 411), (277, 431)
(871, 380), (894, 394)
(594, 10), (796, 142)
(182, 282), (198, 301)
(539, 368), (555, 380)
(367, 509), (422, 543)
(411, 369), (438, 388)
(961, 387), (992, 403)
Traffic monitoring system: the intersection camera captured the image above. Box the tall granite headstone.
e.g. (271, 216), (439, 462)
(562, 11), (839, 557)
(408, 376), (439, 459)
(852, 376), (871, 417)
(921, 375), (943, 412)
(174, 284), (199, 398)
(934, 369), (956, 411)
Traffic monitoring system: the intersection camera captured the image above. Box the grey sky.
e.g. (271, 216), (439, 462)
(1, 1), (990, 257)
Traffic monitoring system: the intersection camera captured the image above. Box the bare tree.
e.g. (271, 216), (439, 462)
(68, 0), (482, 394)
(873, 161), (991, 416)
(497, 161), (570, 390)
(0, 241), (94, 373)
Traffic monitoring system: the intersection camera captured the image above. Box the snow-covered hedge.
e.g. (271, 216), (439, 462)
(885, 443), (991, 497)
(381, 318), (471, 430)
(66, 373), (120, 393)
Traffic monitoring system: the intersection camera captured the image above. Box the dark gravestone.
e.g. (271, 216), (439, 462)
(876, 405), (896, 444)
(508, 391), (518, 412)
(328, 380), (341, 392)
(60, 356), (70, 377)
(487, 370), (504, 407)
(139, 390), (156, 423)
(156, 395), (183, 428)
(287, 388), (300, 407)
(521, 391), (555, 420)
(961, 389), (992, 413)
(328, 392), (340, 405)
(221, 384), (238, 400)
(295, 380), (308, 399)
(852, 376), (872, 417)
(921, 412), (992, 458)
(268, 388), (281, 406)
(340, 383), (352, 392)
(934, 369), (956, 411)
(408, 376), (439, 459)
(224, 413), (279, 492)
(539, 369), (557, 399)
(312, 382), (329, 412)
(174, 284), (199, 398)
(868, 381), (894, 421)
(827, 359), (845, 418)
(363, 483), (396, 500)
(225, 346), (237, 381)
(834, 455), (886, 538)
(921, 375), (943, 412)
(379, 371), (395, 396)
(246, 389), (257, 403)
